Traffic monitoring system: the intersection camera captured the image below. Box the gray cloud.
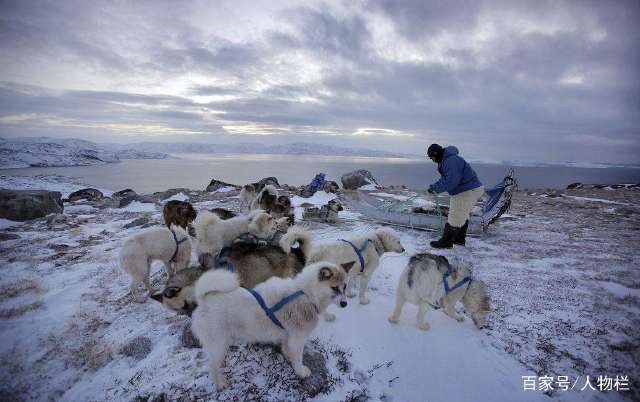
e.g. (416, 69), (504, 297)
(0, 0), (638, 163)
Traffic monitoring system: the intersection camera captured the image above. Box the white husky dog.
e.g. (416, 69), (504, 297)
(239, 184), (256, 211)
(192, 260), (355, 391)
(194, 210), (275, 265)
(307, 227), (405, 320)
(388, 253), (490, 330)
(119, 224), (191, 301)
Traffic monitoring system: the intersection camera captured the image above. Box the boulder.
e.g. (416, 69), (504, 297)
(153, 188), (191, 201)
(0, 232), (20, 241)
(322, 180), (340, 193)
(566, 182), (583, 190)
(206, 179), (238, 192)
(112, 189), (137, 199)
(300, 351), (330, 397)
(340, 170), (379, 190)
(0, 190), (63, 221)
(252, 177), (280, 192)
(67, 188), (104, 202)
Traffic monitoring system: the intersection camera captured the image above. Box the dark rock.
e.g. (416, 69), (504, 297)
(252, 177), (280, 192)
(153, 188), (191, 201)
(123, 217), (150, 229)
(593, 184), (607, 189)
(0, 190), (63, 221)
(296, 185), (317, 198)
(610, 184), (626, 189)
(210, 207), (237, 220)
(118, 195), (137, 208)
(67, 188), (104, 202)
(301, 351), (330, 397)
(340, 170), (379, 190)
(113, 189), (137, 199)
(0, 232), (20, 241)
(206, 179), (238, 192)
(181, 322), (201, 348)
(322, 181), (340, 193)
(566, 182), (583, 190)
(119, 336), (152, 360)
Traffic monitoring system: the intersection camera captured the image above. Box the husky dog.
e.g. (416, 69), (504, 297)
(119, 225), (191, 302)
(192, 260), (355, 390)
(239, 184), (256, 211)
(388, 253), (490, 330)
(302, 199), (343, 223)
(194, 210), (275, 264)
(250, 184), (278, 212)
(307, 227), (404, 320)
(272, 195), (293, 219)
(155, 226), (314, 315)
(163, 200), (197, 229)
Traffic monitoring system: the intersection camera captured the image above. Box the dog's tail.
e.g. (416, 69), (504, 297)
(195, 270), (239, 304)
(193, 210), (221, 246)
(280, 226), (312, 260)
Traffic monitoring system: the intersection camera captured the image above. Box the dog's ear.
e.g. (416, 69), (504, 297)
(150, 293), (163, 303)
(318, 267), (333, 281)
(341, 261), (356, 273)
(163, 286), (181, 298)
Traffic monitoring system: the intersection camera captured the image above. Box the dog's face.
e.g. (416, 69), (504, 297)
(327, 199), (343, 212)
(274, 216), (290, 232)
(260, 192), (278, 210)
(151, 286), (197, 316)
(251, 212), (275, 235)
(276, 195), (291, 209)
(317, 261), (355, 308)
(180, 203), (197, 223)
(376, 227), (405, 253)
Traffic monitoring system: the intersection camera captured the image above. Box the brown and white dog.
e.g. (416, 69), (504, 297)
(163, 200), (197, 230)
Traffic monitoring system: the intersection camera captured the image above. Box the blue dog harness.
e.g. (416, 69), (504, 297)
(245, 288), (306, 330)
(339, 239), (372, 273)
(170, 229), (188, 263)
(443, 261), (472, 294)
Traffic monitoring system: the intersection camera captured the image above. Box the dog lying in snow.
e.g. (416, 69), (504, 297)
(119, 225), (191, 302)
(306, 226), (405, 320)
(250, 184), (278, 212)
(302, 199), (343, 223)
(193, 210), (275, 265)
(192, 260), (355, 391)
(388, 253), (490, 330)
(153, 226), (313, 315)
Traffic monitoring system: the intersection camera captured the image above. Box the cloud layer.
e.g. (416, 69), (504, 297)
(1, 0), (638, 163)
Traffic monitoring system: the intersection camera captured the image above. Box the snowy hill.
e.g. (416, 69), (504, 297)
(0, 137), (168, 169)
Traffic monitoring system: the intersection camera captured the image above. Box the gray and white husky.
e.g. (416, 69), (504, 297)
(302, 199), (343, 223)
(192, 260), (355, 391)
(388, 253), (490, 330)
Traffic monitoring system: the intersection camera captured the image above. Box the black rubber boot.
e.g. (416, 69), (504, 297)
(430, 223), (459, 249)
(453, 220), (469, 246)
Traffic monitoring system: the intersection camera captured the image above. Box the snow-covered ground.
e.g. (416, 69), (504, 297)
(0, 175), (637, 401)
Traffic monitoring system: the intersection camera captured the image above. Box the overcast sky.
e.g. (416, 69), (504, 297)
(0, 0), (638, 163)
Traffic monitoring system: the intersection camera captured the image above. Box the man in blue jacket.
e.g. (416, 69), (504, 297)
(427, 144), (484, 248)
